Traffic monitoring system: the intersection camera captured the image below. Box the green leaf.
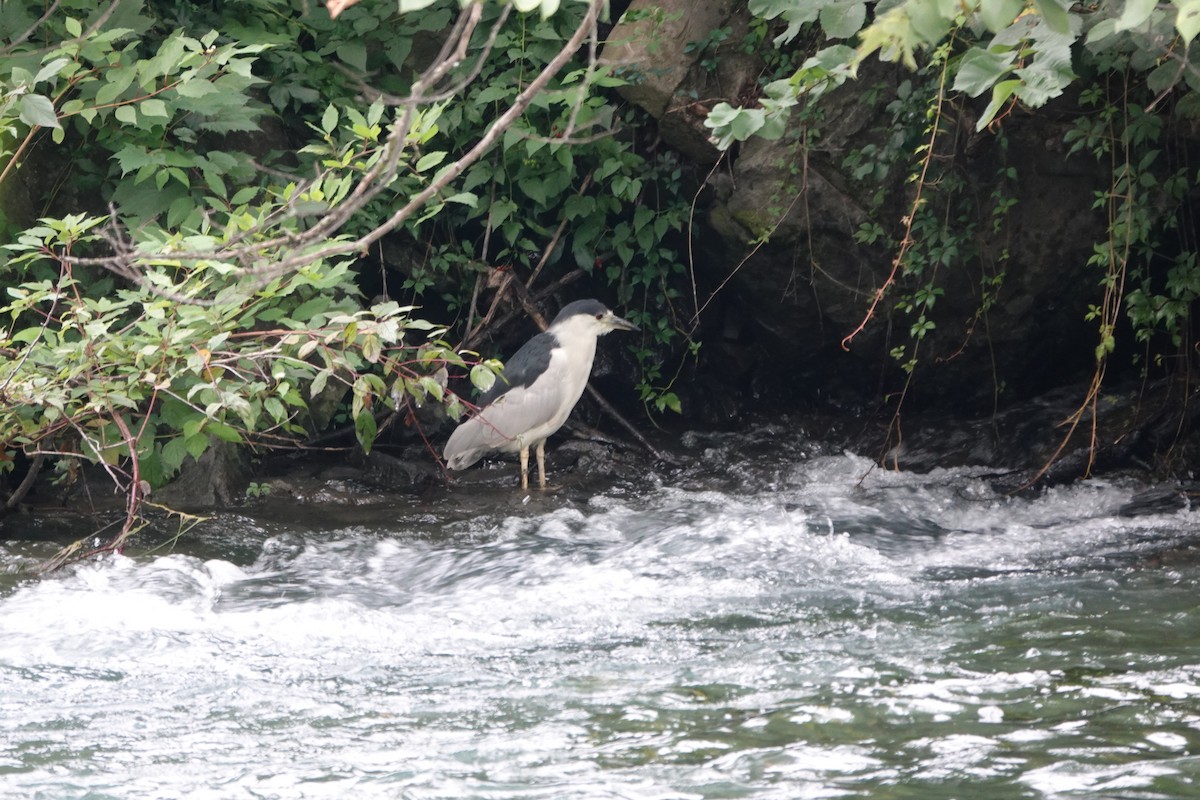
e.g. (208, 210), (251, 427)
(96, 66), (136, 105)
(415, 151), (446, 172)
(182, 416), (206, 441)
(398, 0), (439, 10)
(113, 144), (154, 174)
(11, 326), (45, 344)
(139, 450), (166, 488)
(161, 437), (189, 474)
(292, 296), (331, 320)
(115, 105), (138, 126)
(704, 103), (766, 150)
(144, 34), (188, 83)
(979, 0), (1024, 32)
(1013, 20), (1077, 107)
(34, 57), (71, 85)
(757, 111), (788, 140)
(856, 5), (922, 70)
(310, 368), (332, 398)
(518, 176), (549, 205)
(906, 0), (954, 44)
(977, 78), (1021, 130)
(564, 194), (595, 219)
(1086, 18), (1120, 45)
(1032, 0), (1072, 34)
(336, 41), (367, 71)
(321, 104), (338, 133)
(470, 363), (497, 393)
(207, 422), (243, 443)
(354, 410), (377, 454)
(185, 433), (209, 461)
(1116, 0), (1158, 31)
(175, 79), (217, 99)
(474, 85), (512, 104)
(204, 169), (227, 198)
(65, 17), (82, 37)
(230, 186), (258, 205)
(265, 396), (286, 423)
(18, 94), (60, 129)
(1178, 0), (1200, 41)
(820, 0), (867, 39)
(659, 392), (682, 414)
(750, 0), (819, 43)
(140, 98), (169, 118)
(953, 46), (1015, 97)
(443, 192), (477, 207)
(362, 333), (382, 363)
(417, 376), (444, 402)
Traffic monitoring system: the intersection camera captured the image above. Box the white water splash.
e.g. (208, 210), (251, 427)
(2, 452), (1199, 799)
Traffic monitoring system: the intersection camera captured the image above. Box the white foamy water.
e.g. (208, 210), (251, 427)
(2, 450), (1199, 799)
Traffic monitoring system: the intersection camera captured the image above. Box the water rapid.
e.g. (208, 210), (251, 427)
(2, 430), (1198, 799)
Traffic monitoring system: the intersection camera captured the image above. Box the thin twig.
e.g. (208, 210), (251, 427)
(840, 41), (955, 352)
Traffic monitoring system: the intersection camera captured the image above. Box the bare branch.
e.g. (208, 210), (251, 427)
(1, 0), (121, 58)
(0, 0), (61, 55)
(346, 7), (513, 108)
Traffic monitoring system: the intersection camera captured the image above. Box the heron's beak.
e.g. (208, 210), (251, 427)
(605, 311), (639, 333)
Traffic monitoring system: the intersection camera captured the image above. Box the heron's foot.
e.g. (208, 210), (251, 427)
(517, 482), (561, 493)
(515, 478), (560, 491)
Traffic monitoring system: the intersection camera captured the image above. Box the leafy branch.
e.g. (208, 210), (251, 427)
(56, 0), (608, 293)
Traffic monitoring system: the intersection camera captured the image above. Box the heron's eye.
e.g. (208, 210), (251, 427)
(595, 313), (603, 320)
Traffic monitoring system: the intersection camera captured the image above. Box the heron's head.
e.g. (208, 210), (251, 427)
(550, 299), (639, 338)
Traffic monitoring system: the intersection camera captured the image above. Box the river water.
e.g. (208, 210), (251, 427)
(2, 426), (1199, 798)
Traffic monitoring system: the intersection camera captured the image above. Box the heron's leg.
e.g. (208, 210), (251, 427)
(519, 446), (530, 490)
(536, 440), (547, 489)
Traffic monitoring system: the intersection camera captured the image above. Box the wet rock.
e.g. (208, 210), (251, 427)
(853, 378), (1200, 490)
(602, 0), (763, 164)
(701, 85), (1109, 415)
(1117, 485), (1197, 517)
(360, 449), (439, 489)
(155, 441), (252, 510)
(552, 437), (646, 481)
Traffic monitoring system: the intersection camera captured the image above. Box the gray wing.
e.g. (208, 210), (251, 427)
(477, 330), (557, 406)
(443, 347), (571, 470)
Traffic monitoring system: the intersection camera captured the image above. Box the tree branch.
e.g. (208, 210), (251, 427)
(241, 0), (607, 284)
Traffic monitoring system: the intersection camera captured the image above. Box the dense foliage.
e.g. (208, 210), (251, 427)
(707, 0), (1200, 453)
(0, 0), (694, 544)
(708, 0), (1200, 142)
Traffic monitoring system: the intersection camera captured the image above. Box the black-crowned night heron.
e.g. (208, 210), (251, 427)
(443, 299), (639, 489)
